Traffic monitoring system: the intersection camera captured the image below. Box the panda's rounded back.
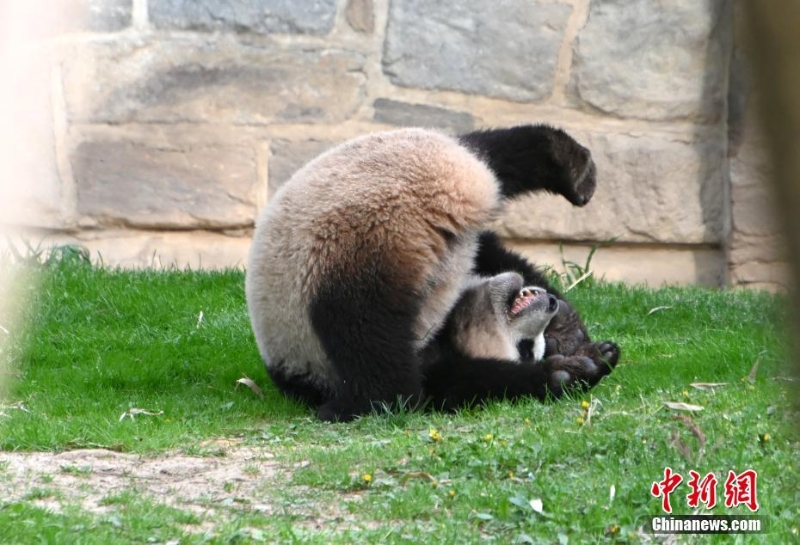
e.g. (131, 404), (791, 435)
(245, 128), (501, 380)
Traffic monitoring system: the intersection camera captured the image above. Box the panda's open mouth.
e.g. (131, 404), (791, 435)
(508, 287), (559, 318)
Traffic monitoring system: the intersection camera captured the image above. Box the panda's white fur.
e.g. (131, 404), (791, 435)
(445, 273), (557, 363)
(247, 129), (499, 390)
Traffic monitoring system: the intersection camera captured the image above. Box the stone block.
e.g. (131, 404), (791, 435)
(0, 49), (62, 228)
(1, 1), (131, 38)
(268, 140), (335, 197)
(373, 99), (474, 133)
(149, 0), (336, 35)
(383, 0), (571, 101)
(497, 131), (726, 244)
(62, 39), (366, 124)
(572, 0), (731, 121)
(346, 0), (374, 33)
(71, 139), (258, 229)
(74, 0), (132, 32)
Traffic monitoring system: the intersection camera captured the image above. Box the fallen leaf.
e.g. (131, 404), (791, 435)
(609, 485), (616, 503)
(663, 402), (703, 412)
(235, 376), (264, 399)
(747, 356), (761, 383)
(530, 498), (544, 514)
(119, 408), (164, 421)
(647, 306), (674, 316)
(690, 382), (728, 390)
(401, 471), (437, 484)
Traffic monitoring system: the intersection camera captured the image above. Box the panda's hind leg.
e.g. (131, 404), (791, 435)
(266, 364), (330, 408)
(309, 280), (424, 422)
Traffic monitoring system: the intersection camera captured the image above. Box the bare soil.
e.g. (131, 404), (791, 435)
(0, 441), (286, 519)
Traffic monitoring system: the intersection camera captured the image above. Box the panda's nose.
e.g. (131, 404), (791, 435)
(547, 294), (559, 312)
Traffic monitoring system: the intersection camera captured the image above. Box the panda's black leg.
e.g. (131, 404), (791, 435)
(309, 280), (423, 423)
(423, 342), (620, 410)
(474, 231), (590, 357)
(459, 125), (596, 206)
(473, 232), (560, 294)
(267, 364), (329, 408)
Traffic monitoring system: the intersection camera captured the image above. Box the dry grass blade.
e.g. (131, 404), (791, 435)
(118, 408), (164, 422)
(0, 401), (28, 417)
(673, 414), (707, 462)
(663, 402), (703, 412)
(235, 376), (264, 399)
(400, 471), (438, 485)
(747, 356), (762, 383)
(689, 382), (728, 390)
(670, 430), (694, 462)
(647, 306), (673, 316)
(564, 270), (593, 293)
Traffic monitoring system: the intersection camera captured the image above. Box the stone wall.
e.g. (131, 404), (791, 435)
(0, 0), (786, 289)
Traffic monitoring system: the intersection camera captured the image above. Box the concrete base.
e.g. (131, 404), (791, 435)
(505, 240), (725, 288)
(3, 231), (729, 288)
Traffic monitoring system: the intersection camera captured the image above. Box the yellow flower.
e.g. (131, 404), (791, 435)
(363, 473), (372, 483)
(580, 400), (590, 410)
(508, 471), (515, 479)
(449, 490), (456, 498)
(683, 390), (689, 397)
(524, 417), (531, 425)
(576, 416), (585, 425)
(484, 433), (493, 442)
(760, 433), (771, 443)
(429, 428), (442, 442)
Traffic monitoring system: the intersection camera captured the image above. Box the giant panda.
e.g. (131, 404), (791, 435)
(246, 125), (620, 422)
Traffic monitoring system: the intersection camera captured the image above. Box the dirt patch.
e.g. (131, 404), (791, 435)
(0, 443), (285, 517)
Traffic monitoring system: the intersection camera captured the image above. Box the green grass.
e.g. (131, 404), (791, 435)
(0, 254), (798, 543)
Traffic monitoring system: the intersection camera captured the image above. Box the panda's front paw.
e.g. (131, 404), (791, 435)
(543, 299), (589, 357)
(565, 156), (597, 207)
(542, 341), (619, 397)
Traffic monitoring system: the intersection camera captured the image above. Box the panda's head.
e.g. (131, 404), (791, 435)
(447, 272), (558, 363)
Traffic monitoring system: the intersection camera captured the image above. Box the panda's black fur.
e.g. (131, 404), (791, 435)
(246, 125), (620, 422)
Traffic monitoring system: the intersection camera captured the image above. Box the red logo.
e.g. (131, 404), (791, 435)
(651, 467), (683, 514)
(686, 470), (718, 509)
(723, 470), (759, 512)
(652, 469), (758, 513)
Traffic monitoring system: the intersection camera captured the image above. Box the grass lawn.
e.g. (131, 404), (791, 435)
(0, 251), (798, 543)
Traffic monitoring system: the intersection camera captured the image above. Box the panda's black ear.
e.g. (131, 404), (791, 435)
(459, 125), (596, 207)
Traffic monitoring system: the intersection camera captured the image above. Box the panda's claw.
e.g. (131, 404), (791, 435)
(542, 341), (619, 397)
